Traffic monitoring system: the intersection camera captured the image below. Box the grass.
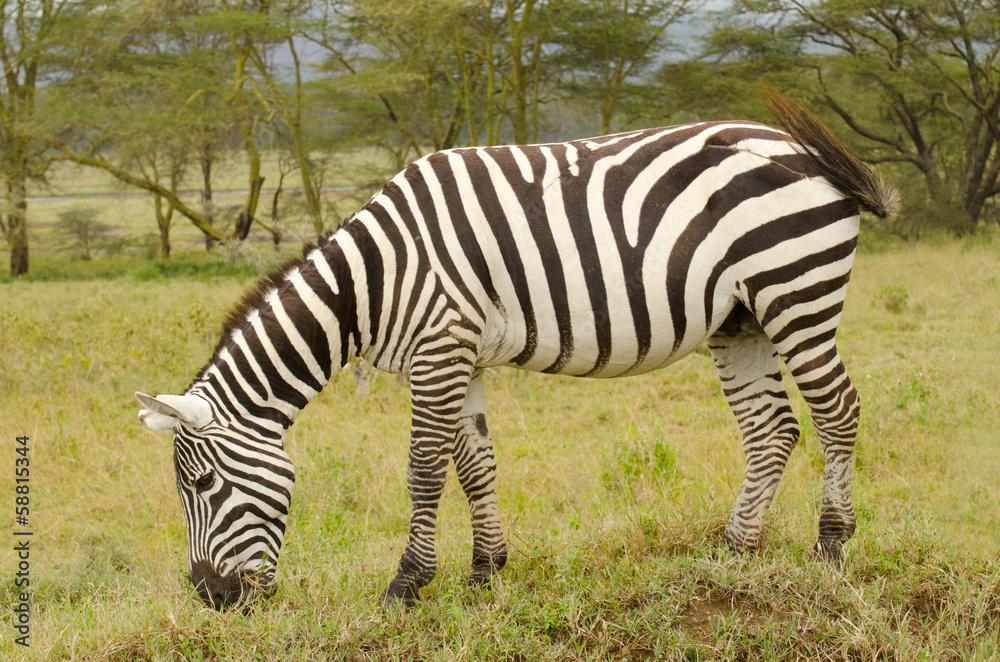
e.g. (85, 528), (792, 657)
(1, 237), (999, 659)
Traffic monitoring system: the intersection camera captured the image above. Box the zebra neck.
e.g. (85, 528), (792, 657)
(192, 231), (367, 439)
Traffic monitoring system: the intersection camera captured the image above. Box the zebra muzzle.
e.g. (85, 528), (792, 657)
(190, 560), (274, 610)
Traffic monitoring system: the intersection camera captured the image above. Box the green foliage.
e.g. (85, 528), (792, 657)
(601, 432), (678, 492)
(872, 283), (909, 314)
(55, 207), (110, 260)
(8, 0), (1000, 281)
(0, 248), (269, 283)
(551, 0), (693, 133)
(705, 0), (1000, 234)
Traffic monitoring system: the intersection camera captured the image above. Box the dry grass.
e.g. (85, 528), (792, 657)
(1, 236), (999, 660)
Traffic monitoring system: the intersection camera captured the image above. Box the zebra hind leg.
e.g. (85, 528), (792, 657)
(453, 370), (507, 587)
(708, 307), (801, 554)
(782, 345), (859, 569)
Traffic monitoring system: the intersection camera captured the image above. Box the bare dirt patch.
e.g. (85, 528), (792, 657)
(679, 585), (790, 644)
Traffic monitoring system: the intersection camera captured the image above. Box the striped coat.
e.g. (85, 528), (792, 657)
(137, 86), (898, 609)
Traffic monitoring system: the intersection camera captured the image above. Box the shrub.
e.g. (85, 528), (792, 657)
(56, 207), (110, 260)
(601, 433), (677, 492)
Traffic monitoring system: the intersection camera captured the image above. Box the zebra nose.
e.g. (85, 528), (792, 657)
(189, 560), (244, 610)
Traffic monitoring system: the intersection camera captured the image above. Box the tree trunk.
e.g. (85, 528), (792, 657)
(238, 113), (264, 241)
(269, 170), (285, 248)
(43, 141), (225, 240)
(506, 0), (537, 145)
(201, 149), (214, 251)
(7, 215), (29, 278)
(160, 226), (171, 259)
(236, 174), (265, 240)
(4, 172), (29, 278)
(288, 44), (324, 237)
(154, 193), (172, 259)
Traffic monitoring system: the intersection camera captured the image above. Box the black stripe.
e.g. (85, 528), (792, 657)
(205, 372), (291, 435)
(419, 154), (485, 321)
(306, 241), (359, 370)
(670, 160), (802, 351)
(432, 152), (505, 320)
(761, 273), (852, 329)
(742, 239), (858, 306)
(237, 323), (309, 411)
(716, 198), (859, 319)
(768, 302), (844, 346)
(554, 144), (614, 374)
(282, 281), (332, 381)
(257, 301), (324, 393)
(490, 146), (574, 373)
(341, 221), (384, 354)
(379, 179), (434, 365)
(226, 343), (267, 401)
(464, 150), (539, 365)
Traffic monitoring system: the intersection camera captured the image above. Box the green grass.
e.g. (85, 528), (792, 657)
(0, 248), (272, 283)
(1, 239), (999, 659)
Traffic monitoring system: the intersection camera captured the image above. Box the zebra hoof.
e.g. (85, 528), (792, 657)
(381, 578), (419, 612)
(467, 552), (506, 588)
(813, 540), (844, 570)
(467, 566), (499, 589)
(721, 528), (759, 555)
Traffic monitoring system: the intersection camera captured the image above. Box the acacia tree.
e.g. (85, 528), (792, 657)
(501, 0), (554, 143)
(186, 0), (281, 241)
(553, 0), (694, 134)
(310, 0), (580, 160)
(38, 0), (285, 249)
(243, 0), (331, 238)
(307, 0), (491, 168)
(716, 0), (1000, 232)
(0, 0), (83, 277)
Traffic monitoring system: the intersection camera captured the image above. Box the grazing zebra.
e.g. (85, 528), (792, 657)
(136, 85), (898, 610)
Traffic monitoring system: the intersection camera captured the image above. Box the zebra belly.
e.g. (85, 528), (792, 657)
(475, 282), (736, 378)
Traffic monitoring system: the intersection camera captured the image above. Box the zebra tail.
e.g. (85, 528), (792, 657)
(759, 81), (901, 220)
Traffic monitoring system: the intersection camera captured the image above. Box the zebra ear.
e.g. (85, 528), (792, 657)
(135, 392), (213, 431)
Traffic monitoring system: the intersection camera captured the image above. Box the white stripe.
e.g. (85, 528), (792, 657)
(538, 145), (596, 373)
(270, 288), (327, 387)
(511, 147), (534, 183)
(477, 148), (562, 369)
(250, 310), (319, 401)
(288, 269), (341, 374)
(307, 247), (340, 295)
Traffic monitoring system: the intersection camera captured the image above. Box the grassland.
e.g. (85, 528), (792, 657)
(1, 235), (999, 660)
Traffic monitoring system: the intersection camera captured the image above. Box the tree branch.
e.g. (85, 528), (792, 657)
(37, 137), (225, 240)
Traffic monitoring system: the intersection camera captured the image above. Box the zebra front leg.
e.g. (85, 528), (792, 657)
(453, 370), (506, 587)
(382, 355), (474, 609)
(708, 313), (800, 554)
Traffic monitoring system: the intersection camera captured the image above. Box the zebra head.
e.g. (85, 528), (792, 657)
(135, 391), (295, 610)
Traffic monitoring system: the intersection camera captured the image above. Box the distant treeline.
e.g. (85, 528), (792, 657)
(2, 0), (998, 276)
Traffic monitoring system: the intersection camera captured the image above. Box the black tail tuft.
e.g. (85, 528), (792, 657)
(759, 81), (900, 220)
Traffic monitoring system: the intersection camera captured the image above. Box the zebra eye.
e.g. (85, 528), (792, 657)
(194, 471), (215, 491)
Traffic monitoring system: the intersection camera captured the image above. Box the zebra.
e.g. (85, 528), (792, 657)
(136, 84), (899, 610)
